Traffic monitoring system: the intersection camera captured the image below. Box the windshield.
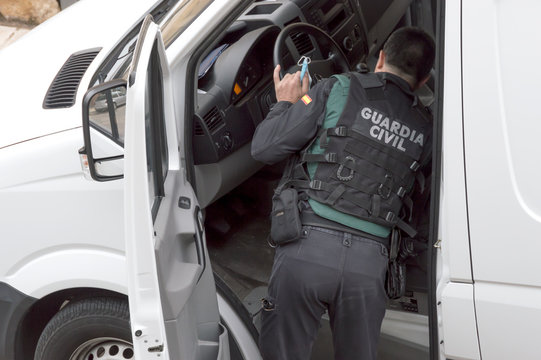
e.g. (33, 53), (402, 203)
(89, 0), (213, 87)
(161, 0), (213, 47)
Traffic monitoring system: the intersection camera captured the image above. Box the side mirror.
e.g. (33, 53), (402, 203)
(79, 79), (127, 181)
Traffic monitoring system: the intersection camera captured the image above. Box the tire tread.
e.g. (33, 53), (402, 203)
(34, 297), (130, 360)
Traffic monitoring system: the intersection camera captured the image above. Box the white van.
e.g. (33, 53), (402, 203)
(1, 0), (540, 359)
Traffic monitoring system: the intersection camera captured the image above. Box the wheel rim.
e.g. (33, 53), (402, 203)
(69, 338), (134, 360)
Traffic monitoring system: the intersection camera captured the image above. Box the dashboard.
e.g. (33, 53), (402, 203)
(191, 0), (413, 206)
(193, 25), (278, 164)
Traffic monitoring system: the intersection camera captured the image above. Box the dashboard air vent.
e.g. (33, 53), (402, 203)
(202, 107), (225, 133)
(194, 121), (205, 136)
(43, 48), (101, 109)
(291, 31), (314, 56)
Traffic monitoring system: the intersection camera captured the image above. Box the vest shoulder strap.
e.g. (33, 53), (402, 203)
(351, 72), (386, 101)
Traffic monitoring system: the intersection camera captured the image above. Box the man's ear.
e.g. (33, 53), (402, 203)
(375, 50), (385, 72)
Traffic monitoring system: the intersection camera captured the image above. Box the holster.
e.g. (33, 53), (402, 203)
(385, 229), (406, 299)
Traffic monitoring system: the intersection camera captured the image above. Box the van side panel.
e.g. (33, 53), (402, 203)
(0, 129), (126, 297)
(440, 284), (480, 359)
(474, 283), (541, 359)
(463, 0), (541, 357)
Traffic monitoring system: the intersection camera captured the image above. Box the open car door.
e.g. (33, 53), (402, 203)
(123, 15), (229, 359)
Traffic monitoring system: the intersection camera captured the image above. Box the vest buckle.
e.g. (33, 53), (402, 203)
(334, 126), (347, 136)
(325, 153), (337, 162)
(410, 161), (420, 171)
(385, 212), (397, 223)
(378, 174), (393, 199)
(309, 179), (323, 190)
(337, 156), (355, 181)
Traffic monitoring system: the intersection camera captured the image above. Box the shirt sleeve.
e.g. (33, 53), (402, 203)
(251, 78), (336, 164)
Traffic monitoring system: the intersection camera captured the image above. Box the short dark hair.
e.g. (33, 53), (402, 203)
(383, 27), (435, 84)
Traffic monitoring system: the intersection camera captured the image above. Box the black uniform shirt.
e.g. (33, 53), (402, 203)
(251, 77), (337, 164)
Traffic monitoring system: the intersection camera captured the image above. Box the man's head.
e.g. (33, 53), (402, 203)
(375, 27), (435, 90)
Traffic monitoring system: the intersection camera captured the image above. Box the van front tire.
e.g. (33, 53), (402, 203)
(34, 297), (134, 360)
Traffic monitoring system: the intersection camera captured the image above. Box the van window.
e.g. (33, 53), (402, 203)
(86, 0), (213, 149)
(145, 41), (168, 220)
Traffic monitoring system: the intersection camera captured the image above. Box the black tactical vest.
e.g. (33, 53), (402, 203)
(291, 72), (432, 237)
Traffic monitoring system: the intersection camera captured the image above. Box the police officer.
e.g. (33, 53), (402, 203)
(251, 27), (435, 360)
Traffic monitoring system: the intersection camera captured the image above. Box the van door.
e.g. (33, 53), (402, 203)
(124, 15), (229, 359)
(462, 1), (541, 359)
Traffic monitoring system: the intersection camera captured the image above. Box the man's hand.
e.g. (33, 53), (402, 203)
(273, 64), (310, 103)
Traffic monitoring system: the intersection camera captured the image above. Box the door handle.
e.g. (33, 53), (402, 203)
(194, 206), (206, 282)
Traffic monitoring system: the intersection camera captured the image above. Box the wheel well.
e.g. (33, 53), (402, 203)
(14, 288), (127, 360)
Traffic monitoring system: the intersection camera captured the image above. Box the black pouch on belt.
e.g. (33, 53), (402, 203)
(269, 188), (302, 246)
(385, 229), (406, 299)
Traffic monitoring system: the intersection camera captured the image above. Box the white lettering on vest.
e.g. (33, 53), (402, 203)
(399, 125), (411, 138)
(398, 138), (406, 151)
(413, 133), (424, 145)
(380, 117), (390, 130)
(361, 107), (372, 120)
(378, 128), (385, 140)
(360, 106), (425, 151)
(392, 135), (400, 147)
(384, 131), (395, 143)
(370, 125), (379, 138)
(390, 121), (401, 134)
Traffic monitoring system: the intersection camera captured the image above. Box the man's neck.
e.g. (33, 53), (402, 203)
(375, 64), (416, 90)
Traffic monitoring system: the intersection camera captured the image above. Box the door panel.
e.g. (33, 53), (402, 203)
(463, 0), (541, 288)
(436, 1), (479, 358)
(124, 15), (227, 359)
(462, 0), (541, 358)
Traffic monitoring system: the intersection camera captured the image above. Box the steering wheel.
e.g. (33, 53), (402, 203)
(273, 23), (350, 82)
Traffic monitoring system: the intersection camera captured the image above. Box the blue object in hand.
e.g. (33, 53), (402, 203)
(300, 57), (309, 83)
